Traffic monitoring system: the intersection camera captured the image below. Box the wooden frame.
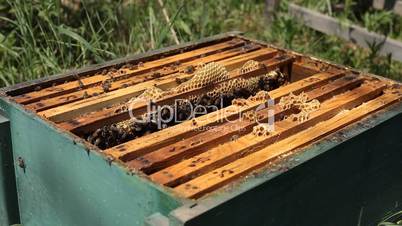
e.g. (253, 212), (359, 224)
(1, 32), (402, 226)
(1, 32), (401, 201)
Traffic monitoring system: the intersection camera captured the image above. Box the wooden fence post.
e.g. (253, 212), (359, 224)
(265, 0), (281, 22)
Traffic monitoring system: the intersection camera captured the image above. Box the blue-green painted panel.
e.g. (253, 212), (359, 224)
(0, 99), (183, 226)
(171, 105), (402, 226)
(0, 113), (20, 225)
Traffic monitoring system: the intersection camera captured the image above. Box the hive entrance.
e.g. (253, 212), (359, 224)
(7, 36), (402, 199)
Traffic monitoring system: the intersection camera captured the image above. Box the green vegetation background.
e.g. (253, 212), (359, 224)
(0, 0), (401, 88)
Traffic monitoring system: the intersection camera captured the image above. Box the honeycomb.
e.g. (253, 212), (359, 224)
(115, 119), (135, 134)
(174, 62), (229, 93)
(249, 90), (271, 102)
(279, 92), (320, 123)
(240, 60), (261, 74)
(232, 98), (249, 106)
(135, 63), (284, 103)
(299, 99), (320, 112)
(136, 86), (164, 101)
(252, 124), (271, 136)
(203, 70), (285, 101)
(278, 92), (309, 110)
(288, 99), (320, 123)
(242, 110), (256, 121)
(87, 62), (288, 149)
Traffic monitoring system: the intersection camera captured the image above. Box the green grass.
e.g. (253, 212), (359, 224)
(294, 0), (402, 46)
(291, 0), (402, 80)
(0, 0), (401, 88)
(377, 210), (402, 226)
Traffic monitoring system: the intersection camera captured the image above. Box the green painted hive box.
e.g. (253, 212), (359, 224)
(0, 32), (401, 226)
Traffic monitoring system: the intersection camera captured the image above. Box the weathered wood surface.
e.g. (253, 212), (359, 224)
(265, 0), (281, 21)
(26, 44), (262, 112)
(3, 32), (243, 97)
(291, 62), (321, 82)
(104, 70), (344, 161)
(127, 75), (363, 174)
(174, 91), (401, 198)
(149, 81), (385, 187)
(373, 0), (402, 16)
(40, 48), (278, 122)
(58, 55), (293, 133)
(5, 32), (402, 200)
(14, 39), (247, 104)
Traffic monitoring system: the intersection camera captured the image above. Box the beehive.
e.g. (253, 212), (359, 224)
(1, 32), (401, 226)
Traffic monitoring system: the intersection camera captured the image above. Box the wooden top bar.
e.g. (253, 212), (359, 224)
(174, 91), (401, 198)
(27, 44), (262, 112)
(58, 54), (293, 135)
(40, 48), (278, 122)
(128, 76), (364, 174)
(4, 34), (401, 200)
(105, 70), (344, 161)
(150, 81), (385, 187)
(14, 38), (247, 104)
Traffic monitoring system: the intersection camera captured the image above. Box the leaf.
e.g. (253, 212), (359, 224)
(57, 25), (97, 54)
(0, 15), (17, 26)
(57, 25), (104, 62)
(177, 19), (192, 36)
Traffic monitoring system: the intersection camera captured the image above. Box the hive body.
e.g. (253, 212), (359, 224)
(0, 33), (401, 226)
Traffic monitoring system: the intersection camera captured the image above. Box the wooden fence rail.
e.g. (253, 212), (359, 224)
(288, 3), (402, 62)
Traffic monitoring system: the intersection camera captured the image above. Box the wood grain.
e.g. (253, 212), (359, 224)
(57, 54), (293, 133)
(150, 81), (385, 187)
(14, 39), (247, 104)
(26, 44), (262, 112)
(40, 48), (278, 122)
(127, 75), (363, 173)
(104, 71), (345, 161)
(174, 91), (401, 198)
